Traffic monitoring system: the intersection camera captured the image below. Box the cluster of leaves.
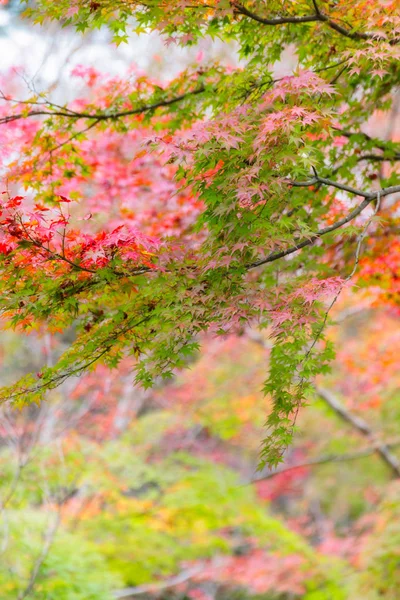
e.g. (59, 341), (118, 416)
(0, 0), (399, 467)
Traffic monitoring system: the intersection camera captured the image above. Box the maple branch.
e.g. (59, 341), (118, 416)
(316, 386), (400, 478)
(245, 332), (400, 479)
(324, 130), (400, 181)
(48, 117), (101, 154)
(252, 438), (400, 481)
(16, 217), (97, 274)
(335, 128), (400, 156)
(233, 2), (320, 26)
(330, 155), (400, 183)
(357, 153), (400, 163)
(1, 313), (152, 403)
(0, 86), (206, 126)
(287, 175), (391, 198)
(233, 1), (398, 44)
(249, 181), (400, 269)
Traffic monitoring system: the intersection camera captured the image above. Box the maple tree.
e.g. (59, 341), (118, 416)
(1, 2), (400, 597)
(0, 1), (399, 466)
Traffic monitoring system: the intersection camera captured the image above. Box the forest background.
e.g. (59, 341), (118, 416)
(0, 1), (399, 599)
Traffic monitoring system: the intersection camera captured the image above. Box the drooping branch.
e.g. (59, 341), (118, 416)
(1, 175), (398, 403)
(1, 314), (152, 404)
(245, 331), (400, 480)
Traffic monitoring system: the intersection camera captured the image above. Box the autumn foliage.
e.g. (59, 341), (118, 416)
(0, 0), (399, 598)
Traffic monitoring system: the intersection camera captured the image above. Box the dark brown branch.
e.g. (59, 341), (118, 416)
(233, 1), (398, 44)
(357, 153), (400, 162)
(248, 181), (400, 269)
(287, 175), (373, 197)
(0, 86), (206, 126)
(17, 219), (97, 275)
(335, 128), (400, 155)
(233, 2), (320, 26)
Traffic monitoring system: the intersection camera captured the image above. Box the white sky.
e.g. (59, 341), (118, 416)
(0, 7), (239, 103)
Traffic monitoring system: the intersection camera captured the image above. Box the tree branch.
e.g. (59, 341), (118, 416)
(245, 333), (400, 480)
(233, 2), (320, 26)
(17, 512), (61, 600)
(233, 1), (398, 44)
(2, 314), (152, 403)
(0, 86), (206, 126)
(252, 438), (400, 481)
(335, 128), (400, 156)
(248, 181), (400, 269)
(316, 386), (400, 478)
(114, 565), (203, 599)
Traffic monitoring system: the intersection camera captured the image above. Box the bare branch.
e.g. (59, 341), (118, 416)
(253, 438), (400, 481)
(17, 512), (61, 600)
(114, 565), (203, 599)
(316, 387), (400, 478)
